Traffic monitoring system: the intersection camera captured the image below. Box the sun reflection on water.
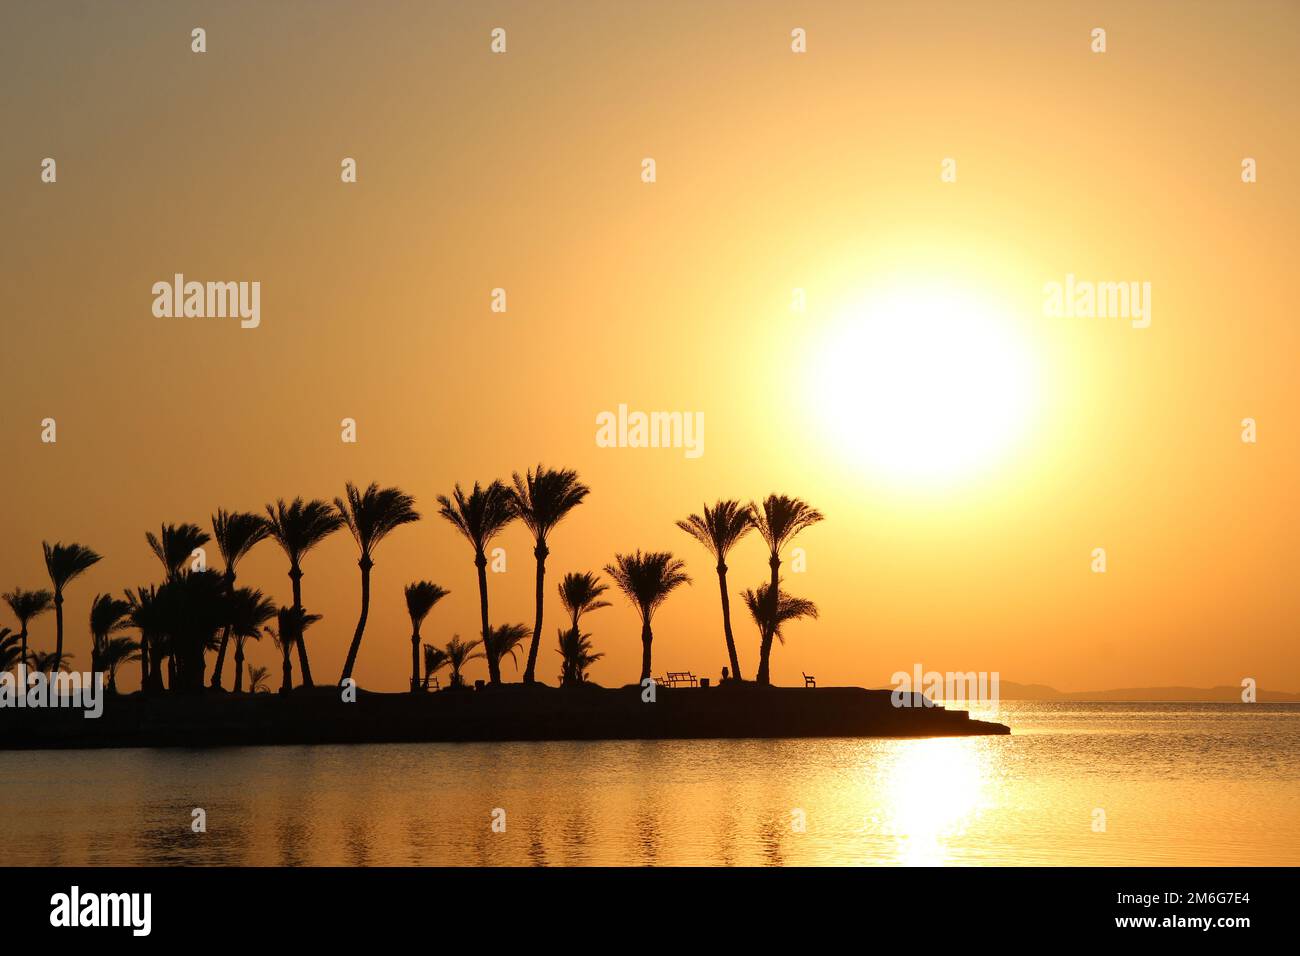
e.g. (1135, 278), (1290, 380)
(870, 738), (987, 865)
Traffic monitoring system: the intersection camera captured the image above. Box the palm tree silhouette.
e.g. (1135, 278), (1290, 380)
(153, 569), (227, 693)
(3, 587), (54, 671)
(558, 571), (611, 639)
(336, 483), (421, 686)
(268, 606), (322, 695)
(742, 581), (819, 679)
(404, 581), (450, 692)
(422, 643), (450, 690)
(556, 628), (603, 686)
(477, 622), (530, 678)
(28, 649), (70, 674)
(675, 500), (755, 680)
(42, 541), (102, 669)
(145, 523), (211, 581)
(209, 509), (271, 689)
(88, 593), (132, 675)
(225, 586), (277, 694)
(98, 638), (140, 694)
(750, 495), (823, 685)
(604, 551), (691, 682)
(0, 628), (24, 673)
(264, 498), (344, 688)
(436, 481), (516, 685)
(125, 585), (163, 692)
(247, 664), (272, 694)
(510, 465), (590, 684)
(441, 634), (479, 689)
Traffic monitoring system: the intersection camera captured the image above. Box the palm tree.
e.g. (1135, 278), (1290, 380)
(336, 483), (421, 685)
(749, 495), (824, 685)
(98, 637), (141, 693)
(404, 581), (450, 692)
(125, 585), (163, 693)
(145, 523), (211, 581)
(422, 644), (449, 690)
(556, 628), (603, 686)
(436, 481), (516, 685)
(558, 571), (611, 636)
(510, 464), (590, 684)
(28, 649), (71, 674)
(476, 622), (530, 679)
(264, 498), (344, 688)
(604, 551), (691, 682)
(441, 635), (479, 689)
(3, 587), (54, 670)
(742, 581), (819, 682)
(267, 606), (322, 695)
(247, 664), (272, 694)
(209, 509), (271, 689)
(675, 500), (754, 680)
(42, 541), (102, 668)
(0, 628), (24, 673)
(153, 570), (228, 693)
(88, 593), (133, 675)
(225, 587), (277, 694)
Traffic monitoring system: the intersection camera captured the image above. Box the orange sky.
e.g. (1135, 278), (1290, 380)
(2, 1), (1297, 693)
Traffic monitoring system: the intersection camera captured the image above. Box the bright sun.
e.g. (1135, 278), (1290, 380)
(809, 283), (1037, 485)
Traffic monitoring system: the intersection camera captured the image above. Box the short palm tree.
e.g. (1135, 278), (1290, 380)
(556, 628), (603, 686)
(264, 498), (345, 688)
(247, 664), (272, 694)
(88, 593), (133, 675)
(145, 523), (211, 581)
(267, 606), (322, 695)
(3, 587), (54, 669)
(29, 649), (71, 674)
(404, 581), (450, 692)
(209, 509), (271, 689)
(749, 495), (823, 685)
(436, 481), (516, 684)
(125, 585), (162, 693)
(225, 587), (277, 693)
(43, 541), (102, 668)
(742, 581), (820, 682)
(675, 500), (754, 680)
(422, 644), (449, 690)
(336, 483), (421, 685)
(0, 628), (24, 672)
(604, 551), (691, 682)
(98, 637), (141, 693)
(510, 464), (590, 683)
(441, 634), (479, 689)
(476, 622), (530, 679)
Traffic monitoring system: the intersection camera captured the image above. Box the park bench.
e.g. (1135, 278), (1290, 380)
(802, 672), (816, 688)
(665, 671), (697, 687)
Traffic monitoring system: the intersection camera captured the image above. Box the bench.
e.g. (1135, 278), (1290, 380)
(665, 671), (698, 687)
(802, 672), (816, 688)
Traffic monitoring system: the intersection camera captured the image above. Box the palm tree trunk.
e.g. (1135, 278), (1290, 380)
(755, 554), (781, 685)
(210, 569), (236, 689)
(233, 640), (245, 693)
(139, 633), (150, 692)
(640, 619), (653, 682)
(717, 562), (742, 680)
(280, 640), (293, 694)
(410, 628), (421, 693)
(53, 591), (64, 663)
(289, 566), (314, 688)
(476, 553), (500, 684)
(340, 557), (372, 685)
(523, 542), (548, 683)
(19, 626), (28, 669)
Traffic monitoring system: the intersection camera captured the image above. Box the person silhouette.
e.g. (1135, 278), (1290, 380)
(720, 666), (730, 684)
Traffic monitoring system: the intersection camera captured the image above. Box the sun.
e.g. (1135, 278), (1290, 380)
(808, 282), (1037, 485)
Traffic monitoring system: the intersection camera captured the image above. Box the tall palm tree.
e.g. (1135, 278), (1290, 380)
(436, 481), (516, 685)
(749, 495), (824, 685)
(604, 551), (691, 682)
(422, 644), (449, 690)
(0, 628), (24, 673)
(404, 581), (450, 692)
(145, 523), (211, 581)
(209, 509), (271, 689)
(42, 541), (102, 668)
(125, 585), (162, 693)
(267, 606), (322, 695)
(556, 628), (603, 686)
(742, 581), (820, 682)
(441, 635), (479, 689)
(510, 464), (590, 684)
(98, 637), (141, 693)
(264, 498), (344, 688)
(675, 500), (755, 680)
(88, 593), (133, 675)
(3, 587), (54, 670)
(475, 622), (530, 679)
(225, 586), (277, 694)
(336, 483), (422, 685)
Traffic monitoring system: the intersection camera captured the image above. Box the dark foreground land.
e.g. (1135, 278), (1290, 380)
(0, 684), (1009, 750)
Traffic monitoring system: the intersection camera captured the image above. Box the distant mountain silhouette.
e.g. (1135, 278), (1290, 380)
(988, 681), (1300, 702)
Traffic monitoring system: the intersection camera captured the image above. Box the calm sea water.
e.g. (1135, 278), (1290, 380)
(1, 702), (1296, 866)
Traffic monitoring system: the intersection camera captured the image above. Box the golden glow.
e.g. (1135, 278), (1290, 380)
(873, 738), (986, 865)
(808, 282), (1037, 486)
